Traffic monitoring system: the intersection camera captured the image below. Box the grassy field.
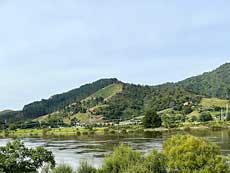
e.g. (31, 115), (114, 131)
(200, 98), (229, 108)
(84, 83), (123, 101)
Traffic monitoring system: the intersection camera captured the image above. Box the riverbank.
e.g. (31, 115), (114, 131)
(1, 121), (230, 138)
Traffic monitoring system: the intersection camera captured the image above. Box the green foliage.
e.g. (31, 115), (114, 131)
(189, 115), (198, 122)
(146, 84), (201, 112)
(199, 112), (213, 122)
(0, 140), (55, 173)
(142, 150), (166, 173)
(77, 161), (96, 173)
(3, 135), (227, 173)
(48, 135), (229, 173)
(182, 105), (193, 115)
(142, 109), (162, 128)
(163, 135), (230, 173)
(120, 164), (150, 173)
(16, 79), (118, 121)
(104, 83), (200, 120)
(52, 163), (74, 173)
(0, 110), (23, 124)
(99, 144), (142, 173)
(226, 112), (230, 121)
(179, 63), (230, 99)
(161, 114), (185, 128)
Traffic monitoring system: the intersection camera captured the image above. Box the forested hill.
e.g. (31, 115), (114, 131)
(1, 63), (230, 122)
(178, 63), (230, 98)
(0, 78), (119, 122)
(22, 78), (119, 119)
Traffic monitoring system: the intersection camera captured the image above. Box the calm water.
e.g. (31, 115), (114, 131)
(0, 129), (230, 169)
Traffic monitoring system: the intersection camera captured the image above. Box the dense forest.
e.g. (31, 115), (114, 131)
(0, 63), (230, 123)
(103, 83), (201, 119)
(178, 63), (230, 98)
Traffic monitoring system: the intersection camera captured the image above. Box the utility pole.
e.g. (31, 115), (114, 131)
(226, 89), (230, 119)
(226, 103), (229, 119)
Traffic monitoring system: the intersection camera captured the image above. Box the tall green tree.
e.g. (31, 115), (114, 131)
(0, 140), (55, 173)
(142, 109), (162, 128)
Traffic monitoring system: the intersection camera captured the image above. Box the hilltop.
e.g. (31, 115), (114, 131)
(178, 63), (230, 98)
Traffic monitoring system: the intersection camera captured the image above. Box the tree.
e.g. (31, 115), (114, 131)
(199, 112), (213, 122)
(163, 135), (230, 173)
(142, 109), (162, 128)
(0, 140), (55, 173)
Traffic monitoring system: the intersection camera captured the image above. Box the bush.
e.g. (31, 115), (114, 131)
(115, 149), (166, 173)
(77, 161), (96, 173)
(163, 135), (230, 173)
(99, 144), (142, 173)
(189, 115), (198, 122)
(199, 112), (213, 122)
(161, 114), (185, 128)
(52, 163), (75, 173)
(143, 150), (166, 173)
(120, 164), (149, 173)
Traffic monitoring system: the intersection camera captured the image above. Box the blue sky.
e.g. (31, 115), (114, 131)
(0, 0), (230, 110)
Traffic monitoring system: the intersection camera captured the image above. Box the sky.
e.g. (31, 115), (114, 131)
(0, 0), (230, 110)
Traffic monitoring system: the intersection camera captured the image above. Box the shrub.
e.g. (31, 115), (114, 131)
(199, 112), (213, 122)
(77, 161), (96, 173)
(143, 150), (166, 173)
(163, 135), (230, 173)
(99, 144), (142, 173)
(188, 115), (198, 122)
(118, 149), (166, 173)
(120, 164), (149, 173)
(161, 114), (185, 128)
(52, 163), (75, 173)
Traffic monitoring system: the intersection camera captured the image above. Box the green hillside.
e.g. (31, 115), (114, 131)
(178, 63), (230, 98)
(84, 83), (123, 101)
(0, 110), (23, 122)
(23, 78), (119, 119)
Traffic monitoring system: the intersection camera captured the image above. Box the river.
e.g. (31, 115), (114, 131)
(0, 129), (230, 169)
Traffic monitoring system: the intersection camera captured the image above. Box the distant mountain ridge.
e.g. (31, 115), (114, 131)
(1, 63), (230, 123)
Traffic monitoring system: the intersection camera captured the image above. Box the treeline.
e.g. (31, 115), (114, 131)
(178, 63), (230, 98)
